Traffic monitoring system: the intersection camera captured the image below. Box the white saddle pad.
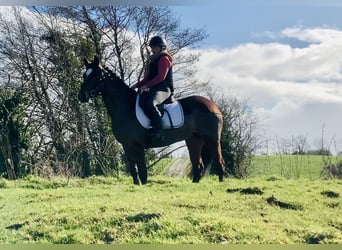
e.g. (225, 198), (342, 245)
(135, 94), (184, 129)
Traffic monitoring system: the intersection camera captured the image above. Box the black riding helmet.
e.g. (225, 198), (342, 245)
(149, 36), (167, 48)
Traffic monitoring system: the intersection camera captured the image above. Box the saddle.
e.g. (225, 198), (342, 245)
(135, 94), (184, 129)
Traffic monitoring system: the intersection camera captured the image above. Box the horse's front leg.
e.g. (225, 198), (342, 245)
(136, 158), (148, 185)
(128, 161), (140, 185)
(124, 144), (148, 185)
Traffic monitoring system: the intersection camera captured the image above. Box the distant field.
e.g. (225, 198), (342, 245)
(249, 155), (342, 179)
(163, 155), (342, 179)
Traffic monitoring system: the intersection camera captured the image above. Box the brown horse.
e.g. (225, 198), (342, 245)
(78, 56), (226, 185)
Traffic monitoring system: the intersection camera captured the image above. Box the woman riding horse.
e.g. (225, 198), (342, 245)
(131, 36), (174, 139)
(79, 56), (226, 185)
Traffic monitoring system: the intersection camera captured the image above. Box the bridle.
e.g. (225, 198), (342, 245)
(85, 67), (106, 98)
(83, 65), (120, 99)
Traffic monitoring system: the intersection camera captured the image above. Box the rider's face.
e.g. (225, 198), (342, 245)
(150, 45), (162, 55)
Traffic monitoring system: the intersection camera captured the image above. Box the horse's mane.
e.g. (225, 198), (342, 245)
(102, 66), (137, 110)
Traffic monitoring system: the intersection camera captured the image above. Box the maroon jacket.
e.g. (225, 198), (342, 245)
(136, 51), (173, 89)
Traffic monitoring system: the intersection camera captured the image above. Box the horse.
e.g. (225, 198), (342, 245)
(78, 56), (226, 185)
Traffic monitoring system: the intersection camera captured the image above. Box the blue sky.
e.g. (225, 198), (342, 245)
(172, 1), (342, 48)
(169, 1), (342, 152)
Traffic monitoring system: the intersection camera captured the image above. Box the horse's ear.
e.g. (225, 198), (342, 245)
(94, 56), (100, 65)
(83, 58), (90, 67)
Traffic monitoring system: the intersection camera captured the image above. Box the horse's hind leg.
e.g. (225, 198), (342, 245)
(205, 138), (226, 182)
(185, 137), (204, 183)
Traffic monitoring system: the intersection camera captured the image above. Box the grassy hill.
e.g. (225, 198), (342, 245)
(0, 174), (341, 244)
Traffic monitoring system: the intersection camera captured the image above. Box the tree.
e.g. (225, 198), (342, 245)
(0, 6), (209, 178)
(0, 88), (30, 179)
(0, 7), (123, 178)
(214, 94), (260, 178)
(34, 7), (123, 177)
(291, 135), (310, 155)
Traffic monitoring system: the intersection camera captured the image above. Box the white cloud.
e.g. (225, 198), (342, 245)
(191, 26), (342, 149)
(282, 26), (342, 43)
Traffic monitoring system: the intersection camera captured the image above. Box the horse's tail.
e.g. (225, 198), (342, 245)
(201, 145), (213, 177)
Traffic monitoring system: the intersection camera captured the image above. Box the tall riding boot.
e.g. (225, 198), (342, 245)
(150, 114), (163, 139)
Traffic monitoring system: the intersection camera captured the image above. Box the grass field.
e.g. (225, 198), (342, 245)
(165, 154), (342, 180)
(249, 154), (342, 179)
(0, 172), (341, 244)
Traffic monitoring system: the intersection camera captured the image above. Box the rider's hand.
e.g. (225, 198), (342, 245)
(139, 86), (149, 92)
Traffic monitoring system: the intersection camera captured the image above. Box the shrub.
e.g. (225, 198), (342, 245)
(322, 161), (342, 179)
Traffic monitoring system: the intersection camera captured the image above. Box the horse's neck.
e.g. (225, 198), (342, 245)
(101, 79), (136, 122)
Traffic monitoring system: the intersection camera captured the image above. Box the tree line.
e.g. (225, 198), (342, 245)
(0, 6), (258, 179)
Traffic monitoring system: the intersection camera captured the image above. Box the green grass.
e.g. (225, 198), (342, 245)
(0, 175), (341, 244)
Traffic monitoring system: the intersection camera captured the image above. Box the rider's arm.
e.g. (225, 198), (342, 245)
(134, 72), (150, 88)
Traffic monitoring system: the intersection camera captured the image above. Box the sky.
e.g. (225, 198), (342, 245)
(170, 1), (342, 153)
(172, 1), (342, 48)
(1, 0), (342, 153)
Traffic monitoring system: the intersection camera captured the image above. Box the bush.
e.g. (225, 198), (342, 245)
(322, 162), (342, 179)
(0, 178), (8, 188)
(215, 95), (259, 178)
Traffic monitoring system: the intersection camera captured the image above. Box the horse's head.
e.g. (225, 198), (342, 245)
(78, 56), (103, 103)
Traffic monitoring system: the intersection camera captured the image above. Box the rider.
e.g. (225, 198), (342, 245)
(131, 36), (174, 138)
